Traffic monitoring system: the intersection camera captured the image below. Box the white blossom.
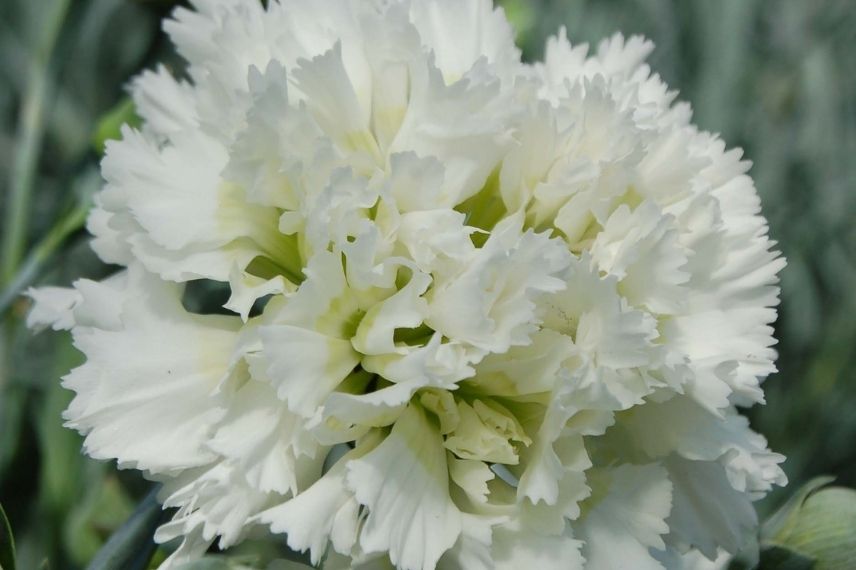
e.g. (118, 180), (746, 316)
(30, 0), (786, 568)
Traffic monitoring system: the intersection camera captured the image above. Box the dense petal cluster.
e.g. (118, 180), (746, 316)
(30, 0), (786, 568)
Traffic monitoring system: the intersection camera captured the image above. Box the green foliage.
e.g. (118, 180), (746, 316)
(37, 334), (85, 516)
(498, 0), (536, 43)
(66, 472), (137, 566)
(0, 503), (16, 570)
(92, 98), (140, 154)
(762, 480), (856, 570)
(177, 560), (312, 570)
(727, 478), (856, 569)
(0, 0), (160, 567)
(168, 539), (314, 570)
(756, 546), (816, 570)
(85, 489), (163, 570)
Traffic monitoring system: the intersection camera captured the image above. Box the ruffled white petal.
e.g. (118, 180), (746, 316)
(408, 0), (520, 83)
(207, 379), (321, 494)
(260, 434), (382, 564)
(428, 214), (570, 354)
(347, 405), (462, 570)
(491, 525), (583, 570)
(613, 395), (787, 496)
(25, 286), (80, 331)
(663, 456), (758, 559)
(63, 267), (237, 473)
(575, 464), (673, 570)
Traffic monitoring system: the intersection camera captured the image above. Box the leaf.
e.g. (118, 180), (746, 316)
(782, 487), (856, 570)
(268, 561), (315, 570)
(757, 545), (816, 570)
(65, 469), (136, 567)
(0, 502), (15, 570)
(85, 488), (165, 570)
(0, 387), (26, 484)
(499, 0), (537, 43)
(762, 478), (856, 570)
(177, 557), (314, 570)
(37, 332), (85, 516)
(174, 559), (234, 570)
(91, 98), (140, 155)
(763, 477), (837, 542)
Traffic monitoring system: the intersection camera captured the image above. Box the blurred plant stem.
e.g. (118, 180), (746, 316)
(0, 176), (91, 478)
(0, 199), (90, 317)
(0, 0), (71, 286)
(85, 487), (164, 570)
(0, 0), (72, 482)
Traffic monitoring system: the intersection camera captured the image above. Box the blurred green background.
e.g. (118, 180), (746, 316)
(0, 0), (853, 567)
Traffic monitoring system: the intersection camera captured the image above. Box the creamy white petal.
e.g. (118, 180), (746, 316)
(155, 526), (212, 570)
(437, 513), (497, 570)
(261, 324), (360, 415)
(224, 267), (291, 322)
(324, 335), (474, 437)
(662, 456), (758, 559)
(546, 255), (661, 365)
(266, 249), (362, 335)
(444, 399), (530, 465)
(25, 286), (80, 331)
(155, 462), (272, 550)
(207, 379), (322, 494)
(322, 380), (418, 434)
(347, 405), (462, 570)
(428, 214), (570, 353)
(408, 0), (520, 83)
(396, 210), (475, 276)
(130, 65), (198, 138)
(361, 333), (475, 389)
(590, 202), (690, 314)
(448, 456), (494, 504)
(385, 153), (452, 214)
(352, 269), (430, 355)
(469, 329), (575, 397)
(224, 60), (321, 210)
(260, 435), (382, 564)
(98, 127), (284, 281)
(64, 267), (237, 473)
(575, 464), (672, 570)
(390, 56), (515, 206)
(613, 395), (786, 496)
(492, 524), (583, 570)
(292, 42), (379, 169)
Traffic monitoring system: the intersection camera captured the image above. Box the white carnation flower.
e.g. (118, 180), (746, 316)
(29, 0), (787, 568)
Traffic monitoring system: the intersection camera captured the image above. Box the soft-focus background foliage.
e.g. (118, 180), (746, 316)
(0, 0), (853, 567)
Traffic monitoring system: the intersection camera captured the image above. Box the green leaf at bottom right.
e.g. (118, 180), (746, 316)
(762, 480), (856, 570)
